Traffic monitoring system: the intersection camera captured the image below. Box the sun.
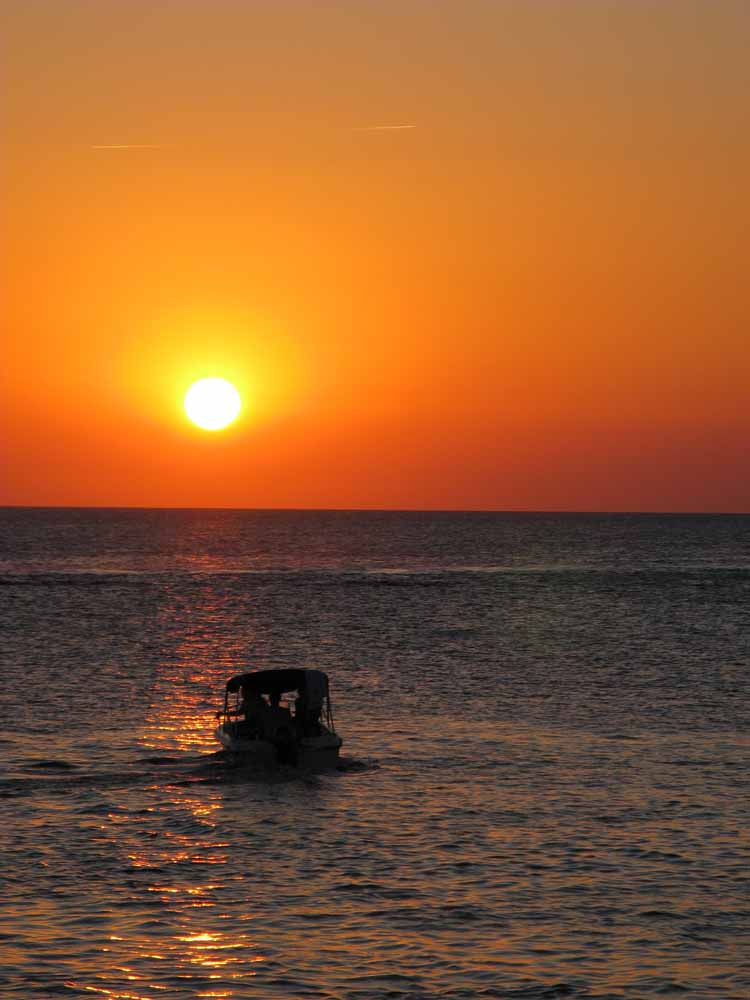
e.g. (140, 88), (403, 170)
(184, 377), (241, 431)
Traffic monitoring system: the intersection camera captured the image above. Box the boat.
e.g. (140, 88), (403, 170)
(214, 668), (343, 769)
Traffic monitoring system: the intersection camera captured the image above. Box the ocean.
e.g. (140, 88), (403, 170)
(0, 508), (748, 999)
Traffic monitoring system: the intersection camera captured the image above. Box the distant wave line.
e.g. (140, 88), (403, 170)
(3, 564), (747, 582)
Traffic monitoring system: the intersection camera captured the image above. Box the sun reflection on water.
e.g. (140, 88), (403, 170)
(66, 755), (273, 1000)
(141, 702), (217, 755)
(66, 925), (266, 996)
(138, 585), (254, 755)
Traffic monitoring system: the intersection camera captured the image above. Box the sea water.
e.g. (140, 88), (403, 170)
(0, 508), (748, 999)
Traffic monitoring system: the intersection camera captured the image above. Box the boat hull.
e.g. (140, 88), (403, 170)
(214, 724), (342, 770)
(214, 726), (278, 764)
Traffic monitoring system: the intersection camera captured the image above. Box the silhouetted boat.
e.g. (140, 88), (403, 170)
(214, 668), (342, 768)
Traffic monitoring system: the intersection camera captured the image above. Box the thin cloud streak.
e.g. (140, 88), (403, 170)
(91, 144), (169, 150)
(352, 124), (417, 132)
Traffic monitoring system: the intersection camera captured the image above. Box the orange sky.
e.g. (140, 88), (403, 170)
(4, 1), (749, 510)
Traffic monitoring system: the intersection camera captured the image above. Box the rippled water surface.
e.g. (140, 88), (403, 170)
(1, 509), (748, 999)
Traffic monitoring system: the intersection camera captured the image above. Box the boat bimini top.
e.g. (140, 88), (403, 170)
(225, 668), (328, 697)
(221, 668), (336, 731)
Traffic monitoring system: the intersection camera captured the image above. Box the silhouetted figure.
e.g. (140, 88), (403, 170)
(265, 691), (296, 764)
(265, 691), (293, 738)
(238, 687), (267, 737)
(294, 692), (313, 735)
(295, 675), (325, 736)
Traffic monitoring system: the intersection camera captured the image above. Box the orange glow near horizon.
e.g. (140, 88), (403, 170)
(4, 1), (750, 510)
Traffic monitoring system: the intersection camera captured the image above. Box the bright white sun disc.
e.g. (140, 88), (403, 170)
(184, 378), (241, 431)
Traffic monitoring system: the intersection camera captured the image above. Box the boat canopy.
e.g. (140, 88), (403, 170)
(225, 668), (329, 697)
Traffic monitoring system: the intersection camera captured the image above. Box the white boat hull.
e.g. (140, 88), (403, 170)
(214, 724), (342, 770)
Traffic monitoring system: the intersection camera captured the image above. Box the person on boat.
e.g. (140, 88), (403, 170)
(295, 673), (325, 736)
(294, 691), (316, 736)
(264, 691), (296, 764)
(265, 691), (294, 740)
(238, 687), (267, 735)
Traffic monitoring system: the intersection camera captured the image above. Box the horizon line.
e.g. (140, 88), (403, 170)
(1, 504), (748, 516)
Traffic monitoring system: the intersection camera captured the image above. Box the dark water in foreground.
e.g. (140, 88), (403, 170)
(0, 509), (748, 999)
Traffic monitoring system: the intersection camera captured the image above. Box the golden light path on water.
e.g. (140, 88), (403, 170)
(64, 585), (270, 999)
(66, 774), (268, 998)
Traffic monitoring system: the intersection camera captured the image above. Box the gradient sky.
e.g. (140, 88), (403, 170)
(4, 0), (749, 510)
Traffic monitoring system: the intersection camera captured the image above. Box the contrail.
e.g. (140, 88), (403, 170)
(90, 144), (169, 150)
(352, 124), (417, 132)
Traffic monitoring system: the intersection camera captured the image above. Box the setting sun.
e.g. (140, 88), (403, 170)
(184, 378), (241, 431)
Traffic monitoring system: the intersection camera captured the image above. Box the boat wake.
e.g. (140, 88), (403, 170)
(0, 748), (376, 799)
